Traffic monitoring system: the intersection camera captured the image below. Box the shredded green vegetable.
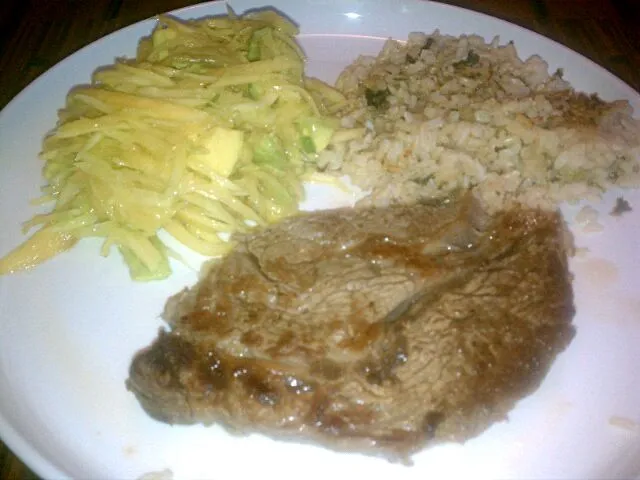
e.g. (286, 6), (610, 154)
(0, 8), (347, 281)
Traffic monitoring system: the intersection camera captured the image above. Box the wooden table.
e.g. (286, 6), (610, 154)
(0, 0), (638, 478)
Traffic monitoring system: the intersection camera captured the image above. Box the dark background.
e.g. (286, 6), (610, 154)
(0, 0), (638, 478)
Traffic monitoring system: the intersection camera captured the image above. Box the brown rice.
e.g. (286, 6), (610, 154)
(322, 31), (640, 213)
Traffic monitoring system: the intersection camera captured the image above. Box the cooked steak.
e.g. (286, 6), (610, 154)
(127, 194), (575, 462)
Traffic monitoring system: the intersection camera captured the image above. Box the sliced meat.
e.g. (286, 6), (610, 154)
(127, 194), (575, 462)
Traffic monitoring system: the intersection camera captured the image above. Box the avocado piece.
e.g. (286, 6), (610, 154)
(247, 83), (265, 100)
(191, 127), (244, 178)
(297, 117), (335, 153)
(119, 236), (171, 282)
(253, 134), (288, 169)
(247, 27), (271, 61)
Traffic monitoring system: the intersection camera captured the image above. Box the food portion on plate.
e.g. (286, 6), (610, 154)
(323, 31), (640, 214)
(0, 9), (345, 280)
(127, 192), (576, 463)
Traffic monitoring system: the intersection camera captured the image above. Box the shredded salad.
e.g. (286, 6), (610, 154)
(0, 8), (347, 280)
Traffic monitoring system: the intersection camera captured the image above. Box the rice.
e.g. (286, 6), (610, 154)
(323, 31), (640, 213)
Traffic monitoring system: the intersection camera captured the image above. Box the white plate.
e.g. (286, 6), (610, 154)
(1, 1), (639, 478)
